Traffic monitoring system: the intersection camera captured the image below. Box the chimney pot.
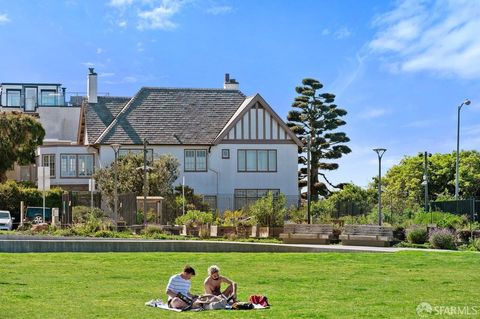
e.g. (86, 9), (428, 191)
(223, 73), (239, 90)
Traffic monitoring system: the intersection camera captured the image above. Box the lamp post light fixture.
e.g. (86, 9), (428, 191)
(110, 143), (121, 231)
(373, 148), (387, 226)
(455, 99), (471, 200)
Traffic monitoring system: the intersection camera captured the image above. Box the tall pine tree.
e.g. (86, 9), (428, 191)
(287, 78), (351, 200)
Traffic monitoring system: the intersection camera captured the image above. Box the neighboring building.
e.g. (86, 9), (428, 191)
(77, 72), (302, 211)
(1, 80), (95, 188)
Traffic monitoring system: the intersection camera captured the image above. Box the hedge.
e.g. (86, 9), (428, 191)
(0, 180), (63, 219)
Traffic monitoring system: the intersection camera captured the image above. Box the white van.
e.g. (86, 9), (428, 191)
(0, 210), (14, 231)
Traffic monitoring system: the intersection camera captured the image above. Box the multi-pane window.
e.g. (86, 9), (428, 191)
(6, 90), (21, 106)
(203, 195), (217, 211)
(184, 149), (207, 172)
(40, 90), (57, 106)
(237, 150), (277, 172)
(78, 155), (94, 177)
(60, 154), (94, 178)
(234, 189), (280, 210)
(42, 154), (56, 178)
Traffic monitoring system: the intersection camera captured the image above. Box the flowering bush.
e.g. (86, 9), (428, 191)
(429, 228), (456, 250)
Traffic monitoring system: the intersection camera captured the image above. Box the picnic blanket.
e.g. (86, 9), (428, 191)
(145, 298), (268, 312)
(145, 299), (203, 312)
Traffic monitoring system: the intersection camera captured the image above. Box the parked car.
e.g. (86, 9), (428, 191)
(0, 210), (14, 231)
(25, 207), (52, 224)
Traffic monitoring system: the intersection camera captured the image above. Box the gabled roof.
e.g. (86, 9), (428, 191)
(95, 87), (246, 145)
(213, 94), (303, 147)
(82, 96), (131, 144)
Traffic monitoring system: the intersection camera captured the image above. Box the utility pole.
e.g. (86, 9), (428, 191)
(143, 138), (148, 227)
(307, 135), (311, 224)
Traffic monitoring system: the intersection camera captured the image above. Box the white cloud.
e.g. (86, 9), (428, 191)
(0, 13), (10, 24)
(118, 20), (128, 27)
(96, 48), (104, 54)
(137, 42), (145, 52)
(321, 27), (351, 39)
(369, 0), (480, 79)
(359, 107), (390, 119)
(137, 0), (183, 30)
(109, 0), (135, 8)
(207, 5), (232, 15)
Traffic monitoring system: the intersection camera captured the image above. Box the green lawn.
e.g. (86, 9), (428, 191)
(0, 251), (478, 318)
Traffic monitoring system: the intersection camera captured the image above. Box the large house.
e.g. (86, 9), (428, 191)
(6, 70), (302, 212)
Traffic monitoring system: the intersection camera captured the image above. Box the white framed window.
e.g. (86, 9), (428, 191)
(237, 149), (277, 172)
(222, 149), (230, 159)
(6, 90), (21, 106)
(40, 90), (57, 106)
(42, 154), (56, 178)
(184, 149), (207, 172)
(61, 154), (77, 177)
(78, 155), (94, 177)
(234, 189), (280, 210)
(60, 154), (94, 178)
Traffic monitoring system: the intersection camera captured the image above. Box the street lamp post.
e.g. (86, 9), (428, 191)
(306, 135), (311, 225)
(373, 148), (387, 226)
(110, 143), (121, 231)
(455, 99), (471, 199)
(421, 152), (432, 222)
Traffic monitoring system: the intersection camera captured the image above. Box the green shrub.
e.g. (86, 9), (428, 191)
(72, 206), (106, 223)
(406, 227), (428, 244)
(245, 192), (286, 227)
(143, 225), (164, 236)
(0, 181), (63, 220)
(222, 210), (247, 226)
(94, 230), (115, 238)
(473, 238), (480, 252)
(175, 210), (214, 227)
(429, 229), (456, 250)
(412, 211), (464, 229)
(311, 200), (334, 222)
(286, 206), (306, 224)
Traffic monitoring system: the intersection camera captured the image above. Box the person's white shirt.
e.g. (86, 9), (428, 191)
(166, 274), (191, 296)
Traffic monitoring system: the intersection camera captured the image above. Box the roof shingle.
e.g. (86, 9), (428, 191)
(96, 88), (246, 145)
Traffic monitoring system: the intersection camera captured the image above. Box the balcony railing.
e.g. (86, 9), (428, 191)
(1, 92), (110, 108)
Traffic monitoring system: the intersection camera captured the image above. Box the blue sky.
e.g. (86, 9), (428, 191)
(1, 0), (479, 187)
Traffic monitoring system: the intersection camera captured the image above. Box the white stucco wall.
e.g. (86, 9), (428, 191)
(37, 107), (81, 142)
(98, 143), (299, 211)
(36, 145), (96, 187)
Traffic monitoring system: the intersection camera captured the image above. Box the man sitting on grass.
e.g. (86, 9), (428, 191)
(166, 265), (198, 309)
(204, 265), (237, 302)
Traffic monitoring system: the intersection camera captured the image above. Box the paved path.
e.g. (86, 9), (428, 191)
(0, 236), (466, 253)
